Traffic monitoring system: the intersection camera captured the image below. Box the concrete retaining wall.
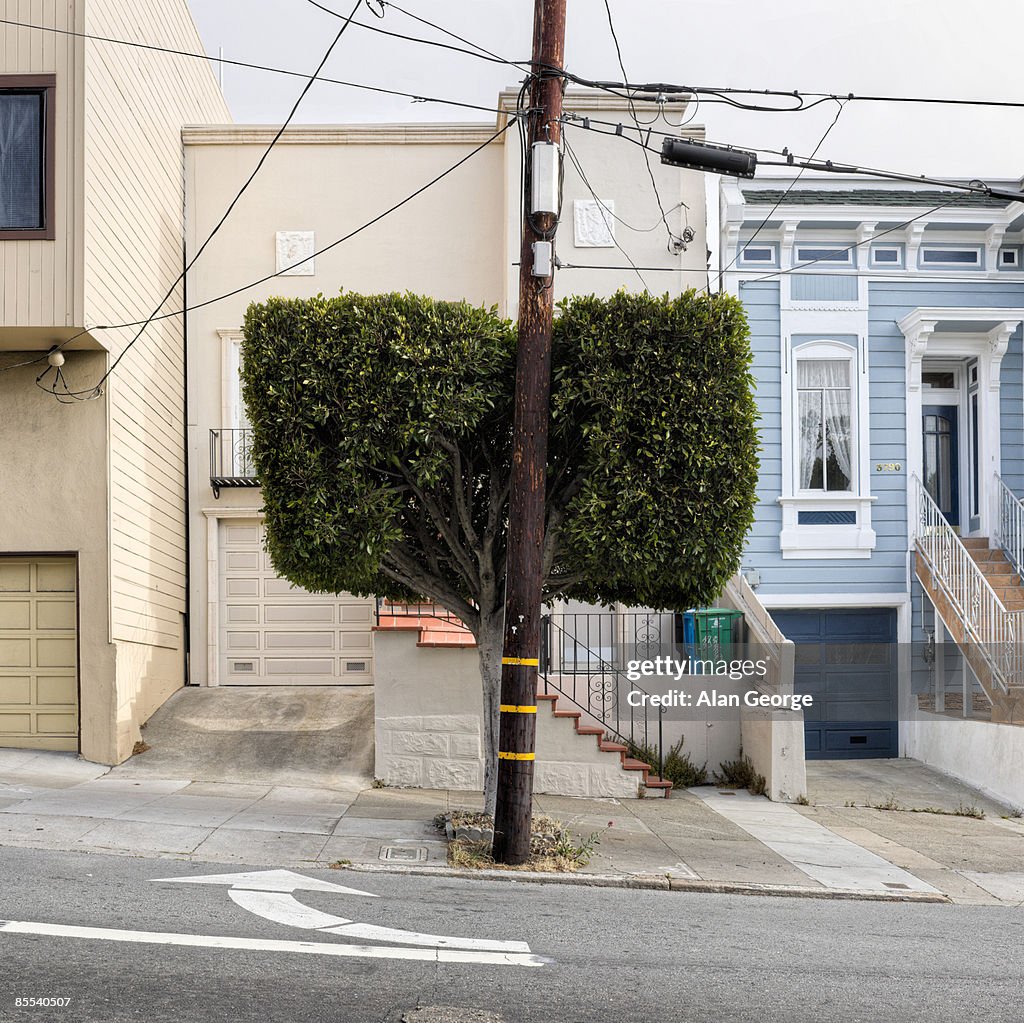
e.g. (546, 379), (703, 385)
(373, 630), (639, 797)
(904, 715), (1024, 809)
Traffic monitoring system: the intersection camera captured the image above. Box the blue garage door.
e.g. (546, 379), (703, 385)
(771, 609), (898, 759)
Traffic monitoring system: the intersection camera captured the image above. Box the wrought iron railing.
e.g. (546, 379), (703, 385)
(995, 474), (1024, 580)
(913, 474), (1024, 692)
(540, 614), (666, 779)
(209, 428), (258, 498)
(548, 610), (681, 673)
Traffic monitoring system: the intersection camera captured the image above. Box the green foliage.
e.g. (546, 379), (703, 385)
(713, 754), (768, 797)
(623, 736), (708, 788)
(241, 288), (759, 623)
(550, 290), (759, 611)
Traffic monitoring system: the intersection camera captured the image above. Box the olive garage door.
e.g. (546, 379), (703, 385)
(771, 608), (898, 759)
(0, 557), (78, 751)
(218, 520), (374, 685)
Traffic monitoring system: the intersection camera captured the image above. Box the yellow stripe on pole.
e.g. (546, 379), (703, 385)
(499, 704), (537, 714)
(497, 751), (536, 761)
(501, 656), (539, 666)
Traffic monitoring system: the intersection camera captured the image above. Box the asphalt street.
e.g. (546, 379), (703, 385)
(0, 847), (1021, 1023)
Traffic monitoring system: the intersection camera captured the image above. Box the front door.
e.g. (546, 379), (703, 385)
(923, 405), (960, 527)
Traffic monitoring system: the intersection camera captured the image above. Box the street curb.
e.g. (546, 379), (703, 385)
(333, 862), (951, 903)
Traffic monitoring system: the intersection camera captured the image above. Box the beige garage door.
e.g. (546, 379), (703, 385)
(0, 557), (78, 751)
(218, 520), (374, 685)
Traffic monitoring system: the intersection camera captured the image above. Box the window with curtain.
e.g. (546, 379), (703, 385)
(0, 91), (45, 231)
(797, 358), (853, 492)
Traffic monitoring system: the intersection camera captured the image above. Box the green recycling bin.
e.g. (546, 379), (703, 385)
(687, 608), (743, 665)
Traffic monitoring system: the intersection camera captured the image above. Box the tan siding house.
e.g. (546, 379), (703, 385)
(0, 0), (229, 763)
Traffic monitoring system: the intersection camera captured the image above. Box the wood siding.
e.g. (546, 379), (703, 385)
(82, 0), (229, 648)
(0, 1), (84, 329)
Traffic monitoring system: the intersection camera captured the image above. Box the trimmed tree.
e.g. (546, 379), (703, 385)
(242, 289), (758, 811)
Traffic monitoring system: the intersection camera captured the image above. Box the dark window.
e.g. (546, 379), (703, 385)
(921, 371), (955, 389)
(0, 76), (55, 240)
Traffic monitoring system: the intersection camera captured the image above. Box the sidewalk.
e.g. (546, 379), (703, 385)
(2, 748), (1023, 906)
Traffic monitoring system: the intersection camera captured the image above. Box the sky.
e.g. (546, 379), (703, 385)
(187, 0), (1024, 186)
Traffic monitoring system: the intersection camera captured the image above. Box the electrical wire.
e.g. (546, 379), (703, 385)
(561, 134), (652, 294)
(0, 16), (509, 118)
(601, 0), (682, 252)
(35, 120), (517, 368)
(35, 0), (368, 401)
(714, 97), (846, 292)
(305, 0), (526, 68)
(369, 0), (532, 73)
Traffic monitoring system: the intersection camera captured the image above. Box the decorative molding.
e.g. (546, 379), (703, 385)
(183, 124), (505, 146)
(573, 199), (615, 247)
(276, 231), (315, 276)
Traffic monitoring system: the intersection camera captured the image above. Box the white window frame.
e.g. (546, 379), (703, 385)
(999, 247), (1019, 268)
(870, 245), (903, 268)
(919, 246), (982, 268)
(778, 338), (876, 559)
(738, 242), (777, 266)
(795, 244), (853, 267)
(218, 329), (250, 430)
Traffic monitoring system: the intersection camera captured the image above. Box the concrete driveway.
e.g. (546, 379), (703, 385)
(805, 758), (1015, 817)
(115, 686), (375, 792)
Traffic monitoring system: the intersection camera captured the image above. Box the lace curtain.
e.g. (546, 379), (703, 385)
(0, 95), (42, 230)
(798, 359), (852, 491)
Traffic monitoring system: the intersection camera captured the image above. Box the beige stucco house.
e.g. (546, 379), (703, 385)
(183, 90), (709, 695)
(0, 0), (229, 763)
(182, 92), (804, 801)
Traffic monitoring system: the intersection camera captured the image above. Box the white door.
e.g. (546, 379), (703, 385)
(218, 520), (373, 685)
(0, 557), (78, 750)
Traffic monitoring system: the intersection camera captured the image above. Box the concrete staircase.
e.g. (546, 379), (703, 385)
(915, 537), (1024, 724)
(536, 691), (672, 798)
(373, 607), (672, 797)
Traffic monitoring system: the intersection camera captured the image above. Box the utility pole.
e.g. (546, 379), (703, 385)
(492, 0), (567, 866)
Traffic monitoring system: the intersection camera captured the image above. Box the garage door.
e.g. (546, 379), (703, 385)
(0, 557), (78, 751)
(771, 608), (898, 759)
(218, 520), (374, 685)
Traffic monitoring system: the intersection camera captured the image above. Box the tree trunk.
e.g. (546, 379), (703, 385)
(476, 611), (504, 817)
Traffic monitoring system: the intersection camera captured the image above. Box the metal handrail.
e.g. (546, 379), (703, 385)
(995, 474), (1024, 580)
(913, 473), (1024, 692)
(540, 615), (665, 780)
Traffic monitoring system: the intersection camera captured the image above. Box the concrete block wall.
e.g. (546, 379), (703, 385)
(373, 629), (643, 797)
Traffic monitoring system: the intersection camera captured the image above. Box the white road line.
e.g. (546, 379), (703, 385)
(320, 922), (532, 953)
(694, 789), (941, 894)
(0, 920), (549, 968)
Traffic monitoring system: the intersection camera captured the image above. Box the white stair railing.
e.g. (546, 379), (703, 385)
(995, 474), (1024, 580)
(913, 474), (1024, 692)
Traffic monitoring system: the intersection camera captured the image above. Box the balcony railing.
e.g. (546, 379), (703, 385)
(210, 428), (259, 498)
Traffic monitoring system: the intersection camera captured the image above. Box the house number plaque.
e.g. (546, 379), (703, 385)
(875, 462), (902, 472)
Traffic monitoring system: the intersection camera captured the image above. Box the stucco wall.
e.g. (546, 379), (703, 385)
(373, 630), (639, 798)
(904, 715), (1024, 809)
(0, 355), (116, 762)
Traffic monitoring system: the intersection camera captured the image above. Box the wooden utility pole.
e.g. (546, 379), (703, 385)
(492, 0), (567, 866)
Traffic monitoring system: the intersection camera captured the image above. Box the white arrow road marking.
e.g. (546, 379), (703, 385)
(227, 890), (530, 953)
(228, 890), (350, 930)
(155, 868), (533, 954)
(0, 920), (548, 968)
(153, 869), (376, 897)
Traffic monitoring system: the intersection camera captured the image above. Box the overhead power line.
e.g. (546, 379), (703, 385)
(35, 0), (368, 401)
(0, 16), (508, 117)
(32, 120), (516, 345)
